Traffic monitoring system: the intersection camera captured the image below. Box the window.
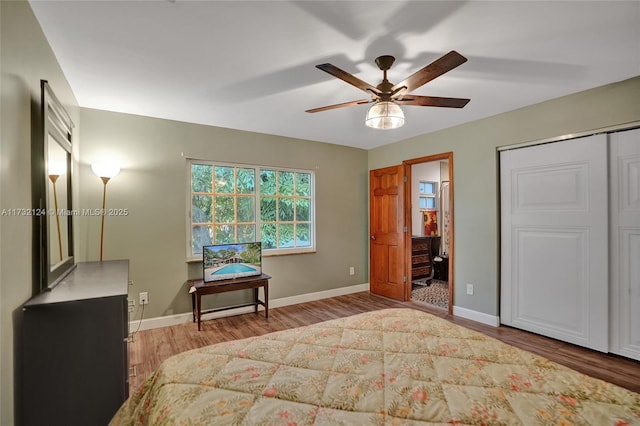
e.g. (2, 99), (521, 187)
(189, 161), (314, 259)
(419, 180), (438, 210)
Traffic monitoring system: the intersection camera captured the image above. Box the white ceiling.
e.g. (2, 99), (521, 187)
(29, 1), (640, 150)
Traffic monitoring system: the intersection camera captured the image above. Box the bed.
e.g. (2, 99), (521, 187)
(111, 308), (640, 425)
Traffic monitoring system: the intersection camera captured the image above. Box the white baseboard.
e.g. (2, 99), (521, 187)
(452, 305), (500, 327)
(129, 283), (370, 331)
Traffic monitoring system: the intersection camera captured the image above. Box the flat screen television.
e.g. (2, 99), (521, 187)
(203, 242), (262, 282)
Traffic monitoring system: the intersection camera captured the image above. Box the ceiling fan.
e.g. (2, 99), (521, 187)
(306, 51), (470, 129)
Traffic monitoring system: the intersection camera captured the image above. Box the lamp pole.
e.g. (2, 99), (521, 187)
(99, 176), (111, 262)
(48, 174), (63, 262)
(92, 162), (120, 262)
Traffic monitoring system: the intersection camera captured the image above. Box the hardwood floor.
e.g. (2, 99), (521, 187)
(128, 291), (640, 394)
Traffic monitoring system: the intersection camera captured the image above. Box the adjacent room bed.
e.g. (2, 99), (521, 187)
(111, 308), (640, 425)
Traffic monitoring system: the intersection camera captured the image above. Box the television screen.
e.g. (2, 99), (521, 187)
(203, 242), (262, 282)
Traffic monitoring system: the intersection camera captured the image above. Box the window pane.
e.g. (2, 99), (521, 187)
(425, 182), (435, 194)
(260, 197), (276, 221)
(192, 195), (212, 223)
(419, 181), (437, 195)
(295, 173), (310, 196)
(260, 223), (276, 249)
(215, 196), (234, 223)
(214, 225), (234, 244)
(215, 166), (234, 194)
(279, 224), (294, 247)
(296, 198), (310, 221)
(278, 171), (294, 196)
(260, 170), (276, 195)
(192, 225), (213, 254)
(426, 197), (435, 209)
(278, 198), (294, 221)
(192, 164), (212, 193)
(296, 223), (310, 247)
(236, 168), (255, 194)
(238, 224), (256, 243)
(237, 196), (255, 222)
(419, 197), (427, 209)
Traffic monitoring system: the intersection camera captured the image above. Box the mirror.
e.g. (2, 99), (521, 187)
(35, 80), (75, 291)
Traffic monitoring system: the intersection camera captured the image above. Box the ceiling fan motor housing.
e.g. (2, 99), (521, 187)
(375, 55), (395, 71)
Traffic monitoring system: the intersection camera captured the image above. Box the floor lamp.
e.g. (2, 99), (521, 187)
(91, 163), (120, 261)
(48, 161), (66, 263)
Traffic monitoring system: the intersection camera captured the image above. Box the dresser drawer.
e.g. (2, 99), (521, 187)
(412, 266), (432, 277)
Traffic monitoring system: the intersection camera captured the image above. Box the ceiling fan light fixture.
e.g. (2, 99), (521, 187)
(365, 101), (405, 130)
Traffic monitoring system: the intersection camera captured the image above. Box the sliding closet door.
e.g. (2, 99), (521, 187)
(609, 128), (640, 360)
(500, 135), (608, 351)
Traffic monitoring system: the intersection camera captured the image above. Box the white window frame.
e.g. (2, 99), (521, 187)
(419, 180), (438, 210)
(186, 159), (316, 261)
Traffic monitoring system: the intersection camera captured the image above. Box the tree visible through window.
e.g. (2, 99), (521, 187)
(189, 161), (314, 258)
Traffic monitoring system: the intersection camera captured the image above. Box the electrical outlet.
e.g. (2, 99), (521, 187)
(349, 266), (355, 276)
(466, 283), (474, 295)
(139, 292), (149, 305)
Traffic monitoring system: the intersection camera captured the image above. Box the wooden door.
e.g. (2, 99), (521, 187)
(500, 135), (609, 351)
(370, 165), (407, 300)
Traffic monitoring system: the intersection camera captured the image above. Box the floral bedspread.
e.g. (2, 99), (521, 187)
(111, 308), (640, 425)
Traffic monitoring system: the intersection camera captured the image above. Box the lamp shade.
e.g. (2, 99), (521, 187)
(365, 101), (405, 129)
(48, 160), (66, 176)
(91, 163), (120, 179)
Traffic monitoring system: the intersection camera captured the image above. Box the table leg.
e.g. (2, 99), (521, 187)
(197, 293), (202, 331)
(191, 292), (195, 323)
(253, 287), (258, 314)
(264, 281), (269, 319)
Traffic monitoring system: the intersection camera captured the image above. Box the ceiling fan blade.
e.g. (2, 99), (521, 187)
(391, 51), (467, 93)
(316, 63), (380, 95)
(396, 95), (470, 108)
(305, 99), (371, 113)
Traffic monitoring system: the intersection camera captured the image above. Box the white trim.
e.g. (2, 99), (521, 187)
(129, 283), (370, 331)
(497, 121), (640, 152)
(452, 305), (500, 327)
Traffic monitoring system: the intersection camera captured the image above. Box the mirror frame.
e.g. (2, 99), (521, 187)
(34, 80), (76, 292)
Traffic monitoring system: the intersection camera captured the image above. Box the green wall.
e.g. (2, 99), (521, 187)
(78, 108), (369, 320)
(0, 1), (80, 423)
(369, 75), (640, 317)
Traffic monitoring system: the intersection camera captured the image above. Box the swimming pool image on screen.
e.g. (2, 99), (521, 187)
(203, 242), (262, 282)
(212, 263), (258, 275)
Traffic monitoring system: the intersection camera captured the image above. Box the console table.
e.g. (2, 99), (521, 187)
(187, 273), (270, 330)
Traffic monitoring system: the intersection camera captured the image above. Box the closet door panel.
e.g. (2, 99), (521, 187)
(500, 134), (608, 351)
(514, 229), (589, 335)
(610, 129), (640, 360)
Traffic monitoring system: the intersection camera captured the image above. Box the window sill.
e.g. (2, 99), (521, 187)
(186, 247), (316, 263)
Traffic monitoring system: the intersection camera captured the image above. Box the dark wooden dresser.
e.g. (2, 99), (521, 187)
(411, 236), (441, 282)
(411, 237), (433, 281)
(22, 260), (129, 426)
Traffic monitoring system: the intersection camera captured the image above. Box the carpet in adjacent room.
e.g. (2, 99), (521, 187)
(411, 279), (449, 309)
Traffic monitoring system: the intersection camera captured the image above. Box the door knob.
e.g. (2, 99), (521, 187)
(370, 235), (376, 240)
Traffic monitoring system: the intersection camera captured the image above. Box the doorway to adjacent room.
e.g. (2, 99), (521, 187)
(406, 154), (453, 312)
(368, 153), (454, 314)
